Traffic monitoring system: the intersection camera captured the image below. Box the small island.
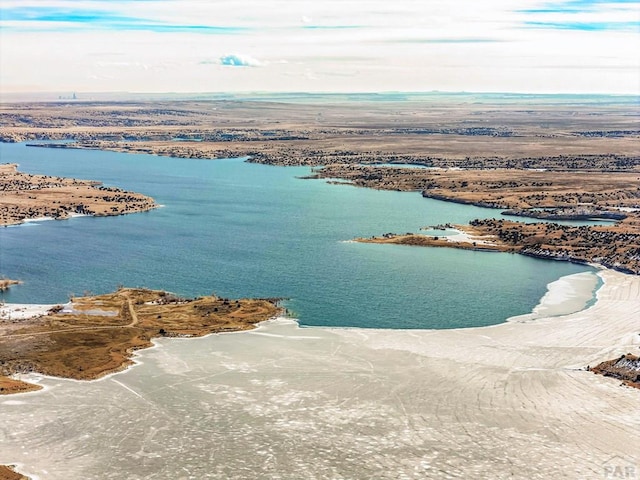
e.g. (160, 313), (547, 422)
(0, 288), (280, 395)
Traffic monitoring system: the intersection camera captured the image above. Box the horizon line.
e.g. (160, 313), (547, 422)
(1, 90), (639, 101)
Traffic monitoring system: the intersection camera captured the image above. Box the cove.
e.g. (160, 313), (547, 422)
(0, 142), (593, 329)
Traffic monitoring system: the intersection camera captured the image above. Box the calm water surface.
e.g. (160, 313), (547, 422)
(0, 143), (593, 328)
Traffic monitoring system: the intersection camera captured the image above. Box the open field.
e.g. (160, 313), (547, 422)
(308, 164), (640, 209)
(0, 100), (638, 168)
(0, 288), (280, 394)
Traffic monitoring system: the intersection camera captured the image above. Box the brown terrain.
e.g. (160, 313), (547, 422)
(0, 465), (28, 480)
(0, 288), (280, 395)
(0, 376), (41, 395)
(0, 98), (637, 397)
(0, 100), (638, 164)
(591, 354), (640, 389)
(0, 279), (21, 292)
(0, 163), (157, 226)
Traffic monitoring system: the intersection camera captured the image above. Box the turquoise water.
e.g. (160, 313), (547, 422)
(0, 143), (593, 328)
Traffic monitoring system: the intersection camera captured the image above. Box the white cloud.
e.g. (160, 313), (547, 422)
(219, 54), (262, 67)
(0, 0), (638, 93)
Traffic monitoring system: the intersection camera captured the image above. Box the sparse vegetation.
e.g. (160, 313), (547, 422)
(0, 288), (280, 393)
(0, 163), (157, 226)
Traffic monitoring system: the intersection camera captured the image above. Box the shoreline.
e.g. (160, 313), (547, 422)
(0, 268), (602, 332)
(0, 163), (158, 227)
(2, 269), (638, 478)
(0, 288), (281, 394)
(355, 223), (640, 275)
(0, 303), (56, 320)
(0, 268), (624, 388)
(506, 270), (602, 323)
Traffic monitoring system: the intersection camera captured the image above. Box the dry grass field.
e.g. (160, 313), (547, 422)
(0, 288), (280, 394)
(0, 163), (157, 226)
(0, 100), (638, 166)
(0, 465), (28, 480)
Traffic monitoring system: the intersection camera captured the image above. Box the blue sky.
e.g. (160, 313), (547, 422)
(1, 0), (638, 94)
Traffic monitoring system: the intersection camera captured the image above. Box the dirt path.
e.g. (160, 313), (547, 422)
(2, 299), (139, 339)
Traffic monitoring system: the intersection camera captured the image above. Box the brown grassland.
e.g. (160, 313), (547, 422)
(0, 465), (28, 480)
(0, 163), (157, 226)
(0, 288), (280, 395)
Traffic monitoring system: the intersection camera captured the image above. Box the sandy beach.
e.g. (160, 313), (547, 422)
(1, 269), (638, 479)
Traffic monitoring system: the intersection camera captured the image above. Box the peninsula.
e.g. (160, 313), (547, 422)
(0, 280), (21, 292)
(0, 288), (280, 395)
(314, 164), (640, 274)
(0, 163), (157, 226)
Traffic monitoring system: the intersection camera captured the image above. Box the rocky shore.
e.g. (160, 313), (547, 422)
(357, 218), (640, 275)
(591, 354), (640, 388)
(14, 140), (640, 173)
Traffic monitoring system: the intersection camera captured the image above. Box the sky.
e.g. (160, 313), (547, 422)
(1, 0), (639, 94)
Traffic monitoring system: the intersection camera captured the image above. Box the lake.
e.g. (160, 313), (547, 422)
(0, 142), (594, 329)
